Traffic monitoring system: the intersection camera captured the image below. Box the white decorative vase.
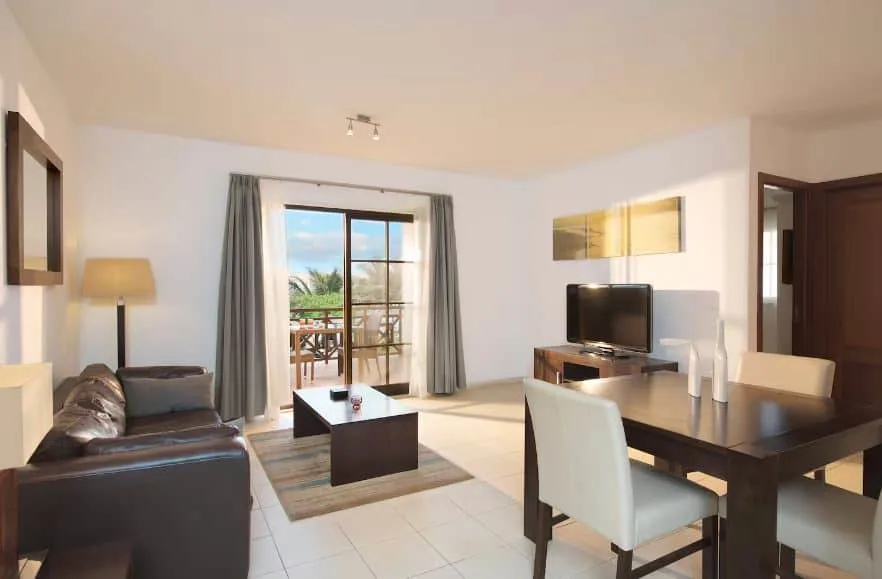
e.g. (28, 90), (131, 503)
(687, 343), (702, 398)
(712, 320), (728, 403)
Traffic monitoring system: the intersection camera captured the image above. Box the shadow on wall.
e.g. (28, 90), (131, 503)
(652, 289), (719, 375)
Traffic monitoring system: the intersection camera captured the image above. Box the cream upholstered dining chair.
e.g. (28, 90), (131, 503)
(719, 477), (881, 579)
(524, 378), (719, 579)
(736, 351), (835, 398)
(736, 351), (835, 480)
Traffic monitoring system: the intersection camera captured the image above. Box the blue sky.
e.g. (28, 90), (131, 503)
(285, 210), (344, 273)
(285, 209), (405, 274)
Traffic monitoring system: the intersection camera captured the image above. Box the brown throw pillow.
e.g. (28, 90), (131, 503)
(121, 373), (215, 418)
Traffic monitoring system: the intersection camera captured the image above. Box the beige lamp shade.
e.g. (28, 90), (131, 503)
(0, 363), (53, 469)
(82, 258), (156, 299)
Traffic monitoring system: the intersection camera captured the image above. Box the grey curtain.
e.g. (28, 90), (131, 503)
(426, 195), (467, 394)
(215, 174), (267, 421)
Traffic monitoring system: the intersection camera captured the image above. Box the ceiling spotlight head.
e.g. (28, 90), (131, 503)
(345, 115), (381, 141)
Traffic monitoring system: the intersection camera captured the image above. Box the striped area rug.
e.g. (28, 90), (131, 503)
(247, 429), (472, 521)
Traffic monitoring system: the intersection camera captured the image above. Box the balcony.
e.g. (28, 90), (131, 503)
(289, 306), (408, 390)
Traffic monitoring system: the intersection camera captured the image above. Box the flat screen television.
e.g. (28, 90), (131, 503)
(566, 283), (653, 354)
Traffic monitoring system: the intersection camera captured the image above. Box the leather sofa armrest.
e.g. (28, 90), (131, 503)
(18, 437), (250, 579)
(83, 424), (239, 456)
(116, 366), (207, 380)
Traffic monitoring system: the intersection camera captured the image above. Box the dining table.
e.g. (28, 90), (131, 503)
(523, 371), (882, 578)
(290, 325), (343, 389)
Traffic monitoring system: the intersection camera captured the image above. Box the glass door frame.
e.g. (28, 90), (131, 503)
(285, 204), (414, 396)
(344, 209), (415, 396)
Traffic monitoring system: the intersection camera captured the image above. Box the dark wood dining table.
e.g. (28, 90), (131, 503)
(523, 371), (882, 578)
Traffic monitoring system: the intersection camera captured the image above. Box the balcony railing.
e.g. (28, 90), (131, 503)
(289, 307), (404, 365)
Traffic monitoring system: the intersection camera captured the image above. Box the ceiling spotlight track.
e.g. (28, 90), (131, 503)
(345, 114), (381, 141)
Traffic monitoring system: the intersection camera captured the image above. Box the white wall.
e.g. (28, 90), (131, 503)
(76, 126), (531, 384)
(71, 110), (882, 388)
(526, 120), (752, 375)
(749, 120), (811, 183)
(0, 2), (79, 382)
(807, 117), (882, 181)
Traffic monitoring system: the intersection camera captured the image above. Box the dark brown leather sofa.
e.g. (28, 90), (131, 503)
(16, 364), (250, 579)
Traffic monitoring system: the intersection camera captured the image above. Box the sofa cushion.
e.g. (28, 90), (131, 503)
(120, 373), (214, 418)
(83, 424), (239, 456)
(126, 409), (221, 436)
(63, 377), (126, 435)
(29, 404), (119, 463)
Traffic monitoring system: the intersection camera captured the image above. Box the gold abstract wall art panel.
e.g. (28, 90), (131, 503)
(552, 214), (588, 260)
(552, 196), (683, 260)
(587, 206), (628, 258)
(628, 197), (683, 256)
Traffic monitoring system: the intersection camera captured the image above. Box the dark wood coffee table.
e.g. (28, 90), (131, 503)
(293, 385), (418, 486)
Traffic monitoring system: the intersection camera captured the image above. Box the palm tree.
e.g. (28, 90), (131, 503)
(306, 267), (343, 295)
(289, 276), (311, 296)
(353, 262), (403, 301)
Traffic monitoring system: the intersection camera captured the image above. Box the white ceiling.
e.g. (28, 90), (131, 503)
(9, 0), (882, 177)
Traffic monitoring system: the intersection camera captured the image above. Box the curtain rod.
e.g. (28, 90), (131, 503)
(232, 173), (443, 199)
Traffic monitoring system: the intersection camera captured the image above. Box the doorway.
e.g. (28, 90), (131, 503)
(760, 184), (795, 354)
(756, 173), (810, 356)
(756, 172), (882, 404)
(285, 206), (415, 395)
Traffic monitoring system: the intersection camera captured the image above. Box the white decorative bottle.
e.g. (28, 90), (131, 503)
(712, 320), (728, 403)
(687, 342), (702, 398)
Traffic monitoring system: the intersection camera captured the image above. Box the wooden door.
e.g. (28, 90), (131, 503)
(807, 175), (882, 404)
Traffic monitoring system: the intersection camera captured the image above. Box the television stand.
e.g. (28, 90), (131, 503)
(534, 345), (677, 384)
(578, 345), (634, 359)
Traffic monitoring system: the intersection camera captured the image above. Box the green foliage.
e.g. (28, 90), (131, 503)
(290, 292), (344, 318)
(289, 276), (311, 296)
(352, 262), (403, 302)
(289, 268), (344, 318)
(306, 267), (343, 294)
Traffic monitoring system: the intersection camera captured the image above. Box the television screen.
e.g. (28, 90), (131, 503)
(566, 284), (652, 353)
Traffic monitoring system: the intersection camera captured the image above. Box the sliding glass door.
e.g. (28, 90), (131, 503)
(346, 212), (415, 395)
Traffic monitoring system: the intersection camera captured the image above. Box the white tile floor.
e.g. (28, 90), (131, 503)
(244, 381), (862, 578)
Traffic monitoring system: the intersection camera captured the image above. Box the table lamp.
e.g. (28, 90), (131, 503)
(82, 258), (156, 368)
(0, 363), (53, 577)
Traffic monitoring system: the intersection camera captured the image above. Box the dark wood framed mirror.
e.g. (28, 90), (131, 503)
(5, 111), (63, 285)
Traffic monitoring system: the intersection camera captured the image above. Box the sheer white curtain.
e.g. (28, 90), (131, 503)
(257, 179), (431, 400)
(260, 185), (291, 420)
(409, 201), (431, 397)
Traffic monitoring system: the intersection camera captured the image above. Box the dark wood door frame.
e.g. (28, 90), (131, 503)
(755, 173), (812, 353)
(756, 172), (882, 359)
